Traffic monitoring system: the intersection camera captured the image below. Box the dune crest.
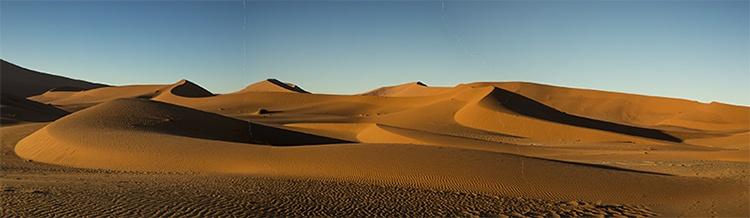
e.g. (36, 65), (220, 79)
(161, 79), (214, 98)
(28, 80), (214, 111)
(465, 86), (681, 142)
(362, 81), (453, 97)
(236, 79), (309, 94)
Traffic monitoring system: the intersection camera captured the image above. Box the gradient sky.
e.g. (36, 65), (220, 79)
(1, 1), (748, 105)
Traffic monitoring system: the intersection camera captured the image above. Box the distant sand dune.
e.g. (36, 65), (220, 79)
(459, 86), (681, 142)
(0, 60), (106, 98)
(236, 79), (310, 94)
(0, 59), (106, 123)
(29, 84), (166, 110)
(484, 82), (750, 133)
(361, 81), (453, 97)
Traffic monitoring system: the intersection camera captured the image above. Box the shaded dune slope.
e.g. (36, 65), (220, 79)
(0, 60), (105, 123)
(359, 81), (746, 142)
(162, 79), (214, 98)
(0, 94), (68, 124)
(18, 99), (347, 146)
(149, 80), (215, 104)
(30, 79), (214, 111)
(370, 86), (673, 145)
(0, 59), (107, 98)
(476, 87), (680, 142)
(483, 82), (749, 133)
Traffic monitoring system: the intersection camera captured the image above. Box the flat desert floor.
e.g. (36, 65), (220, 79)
(1, 60), (748, 217)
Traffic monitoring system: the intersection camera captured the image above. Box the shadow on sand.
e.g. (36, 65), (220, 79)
(485, 87), (681, 142)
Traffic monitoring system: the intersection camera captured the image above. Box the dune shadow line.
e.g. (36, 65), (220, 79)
(247, 122), (352, 146)
(128, 98), (350, 146)
(486, 88), (682, 142)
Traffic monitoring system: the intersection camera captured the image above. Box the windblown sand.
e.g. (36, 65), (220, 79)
(1, 61), (748, 217)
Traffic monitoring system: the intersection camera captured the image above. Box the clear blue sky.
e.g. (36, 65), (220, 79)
(1, 1), (748, 105)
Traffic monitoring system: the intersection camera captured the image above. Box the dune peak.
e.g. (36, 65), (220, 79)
(160, 79), (214, 98)
(237, 78), (309, 94)
(360, 81), (455, 97)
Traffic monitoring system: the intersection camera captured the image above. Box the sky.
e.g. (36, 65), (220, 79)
(1, 1), (748, 105)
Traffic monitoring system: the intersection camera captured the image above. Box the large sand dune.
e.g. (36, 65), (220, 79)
(3, 60), (748, 216)
(0, 59), (106, 123)
(0, 60), (106, 98)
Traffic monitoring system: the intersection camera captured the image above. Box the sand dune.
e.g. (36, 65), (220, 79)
(30, 79), (214, 111)
(29, 84), (166, 110)
(27, 75), (747, 147)
(453, 86), (680, 143)
(0, 59), (107, 98)
(236, 79), (310, 94)
(361, 81), (453, 97)
(157, 79), (214, 98)
(14, 98), (748, 215)
(483, 82), (750, 133)
(0, 59), (106, 123)
(3, 60), (748, 216)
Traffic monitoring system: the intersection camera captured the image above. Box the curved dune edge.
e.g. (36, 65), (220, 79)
(28, 79), (213, 110)
(155, 79), (214, 98)
(480, 82), (750, 133)
(452, 86), (676, 144)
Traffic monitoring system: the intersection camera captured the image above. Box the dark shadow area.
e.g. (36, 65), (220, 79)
(1, 59), (108, 98)
(486, 88), (682, 142)
(168, 80), (215, 97)
(0, 94), (69, 124)
(247, 122), (351, 146)
(122, 99), (349, 146)
(255, 108), (282, 115)
(525, 155), (674, 176)
(266, 78), (310, 93)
